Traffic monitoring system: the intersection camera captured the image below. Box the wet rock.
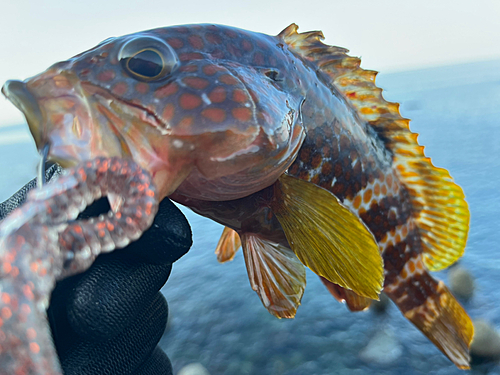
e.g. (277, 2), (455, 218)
(448, 267), (475, 300)
(371, 293), (391, 314)
(470, 320), (500, 361)
(360, 328), (402, 364)
(178, 363), (210, 375)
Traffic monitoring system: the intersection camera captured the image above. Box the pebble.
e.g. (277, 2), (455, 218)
(177, 363), (211, 375)
(360, 328), (402, 364)
(470, 320), (500, 360)
(448, 267), (475, 300)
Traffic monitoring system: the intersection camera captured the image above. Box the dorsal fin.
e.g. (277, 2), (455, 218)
(278, 24), (469, 271)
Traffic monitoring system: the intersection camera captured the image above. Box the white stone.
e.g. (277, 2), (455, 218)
(360, 328), (402, 364)
(448, 267), (475, 300)
(177, 363), (210, 375)
(470, 320), (500, 359)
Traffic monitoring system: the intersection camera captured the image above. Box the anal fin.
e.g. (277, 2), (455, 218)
(215, 226), (241, 263)
(320, 276), (372, 311)
(241, 233), (306, 319)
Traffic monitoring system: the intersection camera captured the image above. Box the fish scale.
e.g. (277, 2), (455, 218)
(2, 23), (472, 371)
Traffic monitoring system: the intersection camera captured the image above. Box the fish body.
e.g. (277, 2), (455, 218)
(2, 24), (472, 369)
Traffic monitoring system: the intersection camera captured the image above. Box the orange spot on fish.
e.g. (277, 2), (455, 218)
(202, 108), (226, 123)
(146, 189), (155, 197)
(353, 195), (362, 210)
(23, 285), (34, 300)
(97, 70), (115, 82)
(219, 74), (239, 85)
(416, 259), (424, 270)
(53, 75), (72, 89)
(29, 342), (40, 354)
(400, 268), (408, 279)
(183, 77), (209, 90)
(98, 230), (106, 238)
(232, 89), (249, 103)
(1, 307), (12, 320)
(374, 183), (380, 196)
(409, 261), (416, 273)
(179, 65), (198, 73)
(179, 52), (204, 61)
(202, 65), (222, 76)
(241, 39), (253, 52)
(29, 262), (39, 273)
(162, 103), (175, 121)
(167, 37), (184, 49)
(363, 189), (372, 204)
(27, 328), (37, 340)
(135, 82), (149, 94)
(188, 35), (204, 49)
(232, 107), (252, 122)
(381, 184), (388, 195)
(21, 304), (31, 315)
(155, 82), (178, 98)
(112, 82), (128, 96)
(253, 52), (264, 65)
(179, 93), (202, 110)
(2, 263), (12, 274)
(311, 153), (322, 169)
(206, 32), (222, 45)
(208, 87), (226, 103)
(177, 116), (194, 129)
(386, 174), (393, 188)
(1, 294), (10, 304)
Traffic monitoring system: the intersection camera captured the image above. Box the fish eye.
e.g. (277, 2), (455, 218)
(119, 36), (179, 82)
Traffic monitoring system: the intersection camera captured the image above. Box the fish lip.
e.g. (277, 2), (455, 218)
(1, 80), (46, 150)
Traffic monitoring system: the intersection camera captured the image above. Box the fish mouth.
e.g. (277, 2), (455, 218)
(2, 80), (46, 149)
(1, 75), (103, 169)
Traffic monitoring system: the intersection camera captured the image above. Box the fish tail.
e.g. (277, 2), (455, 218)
(384, 266), (473, 369)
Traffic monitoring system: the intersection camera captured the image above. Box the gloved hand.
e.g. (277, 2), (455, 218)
(0, 164), (192, 375)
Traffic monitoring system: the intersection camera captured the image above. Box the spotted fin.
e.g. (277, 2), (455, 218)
(320, 277), (372, 311)
(400, 280), (473, 369)
(271, 174), (383, 300)
(278, 24), (469, 271)
(241, 233), (306, 318)
(215, 226), (241, 263)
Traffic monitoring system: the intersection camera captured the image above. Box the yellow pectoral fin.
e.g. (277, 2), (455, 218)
(271, 174), (383, 300)
(215, 226), (241, 263)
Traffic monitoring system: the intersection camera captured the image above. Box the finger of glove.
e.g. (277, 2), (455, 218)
(58, 292), (169, 375)
(49, 251), (172, 342)
(135, 347), (173, 375)
(0, 163), (62, 220)
(76, 197), (192, 265)
(123, 197), (192, 265)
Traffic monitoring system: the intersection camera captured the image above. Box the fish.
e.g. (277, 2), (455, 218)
(1, 23), (472, 369)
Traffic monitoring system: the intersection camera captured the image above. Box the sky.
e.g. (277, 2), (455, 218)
(0, 0), (499, 127)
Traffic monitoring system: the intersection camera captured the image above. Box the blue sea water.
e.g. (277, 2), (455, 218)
(0, 59), (499, 374)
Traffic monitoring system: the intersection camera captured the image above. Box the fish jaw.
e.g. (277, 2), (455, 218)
(2, 70), (115, 168)
(1, 71), (194, 200)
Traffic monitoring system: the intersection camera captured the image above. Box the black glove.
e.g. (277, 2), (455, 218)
(0, 164), (192, 375)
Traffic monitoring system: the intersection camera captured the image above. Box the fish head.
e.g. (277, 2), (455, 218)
(2, 26), (306, 200)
